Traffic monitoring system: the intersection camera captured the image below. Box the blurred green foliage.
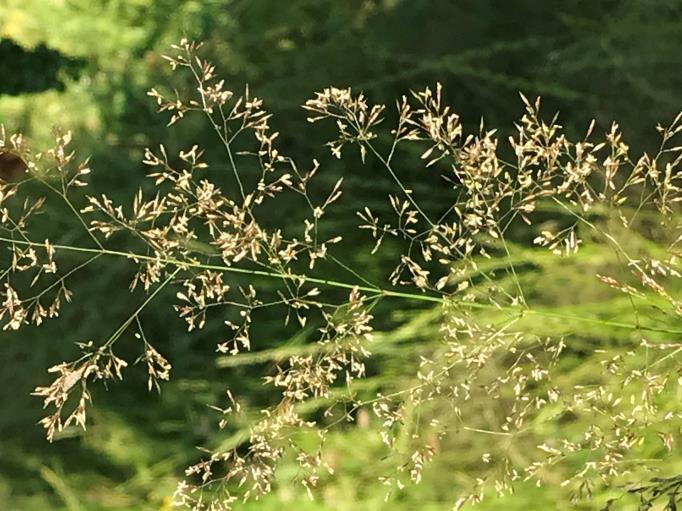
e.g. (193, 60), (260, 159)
(1, 1), (681, 510)
(0, 38), (83, 95)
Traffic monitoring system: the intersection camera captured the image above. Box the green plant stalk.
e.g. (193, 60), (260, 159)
(2, 236), (681, 335)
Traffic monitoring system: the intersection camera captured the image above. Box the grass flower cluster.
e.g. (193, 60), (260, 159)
(1, 39), (682, 510)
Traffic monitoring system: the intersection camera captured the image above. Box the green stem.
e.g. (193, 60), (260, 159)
(0, 235), (439, 303)
(103, 267), (180, 349)
(2, 236), (681, 335)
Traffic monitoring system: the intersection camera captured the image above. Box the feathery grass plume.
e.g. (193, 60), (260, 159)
(2, 39), (682, 509)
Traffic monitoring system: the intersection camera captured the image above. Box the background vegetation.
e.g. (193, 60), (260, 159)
(1, 1), (681, 510)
